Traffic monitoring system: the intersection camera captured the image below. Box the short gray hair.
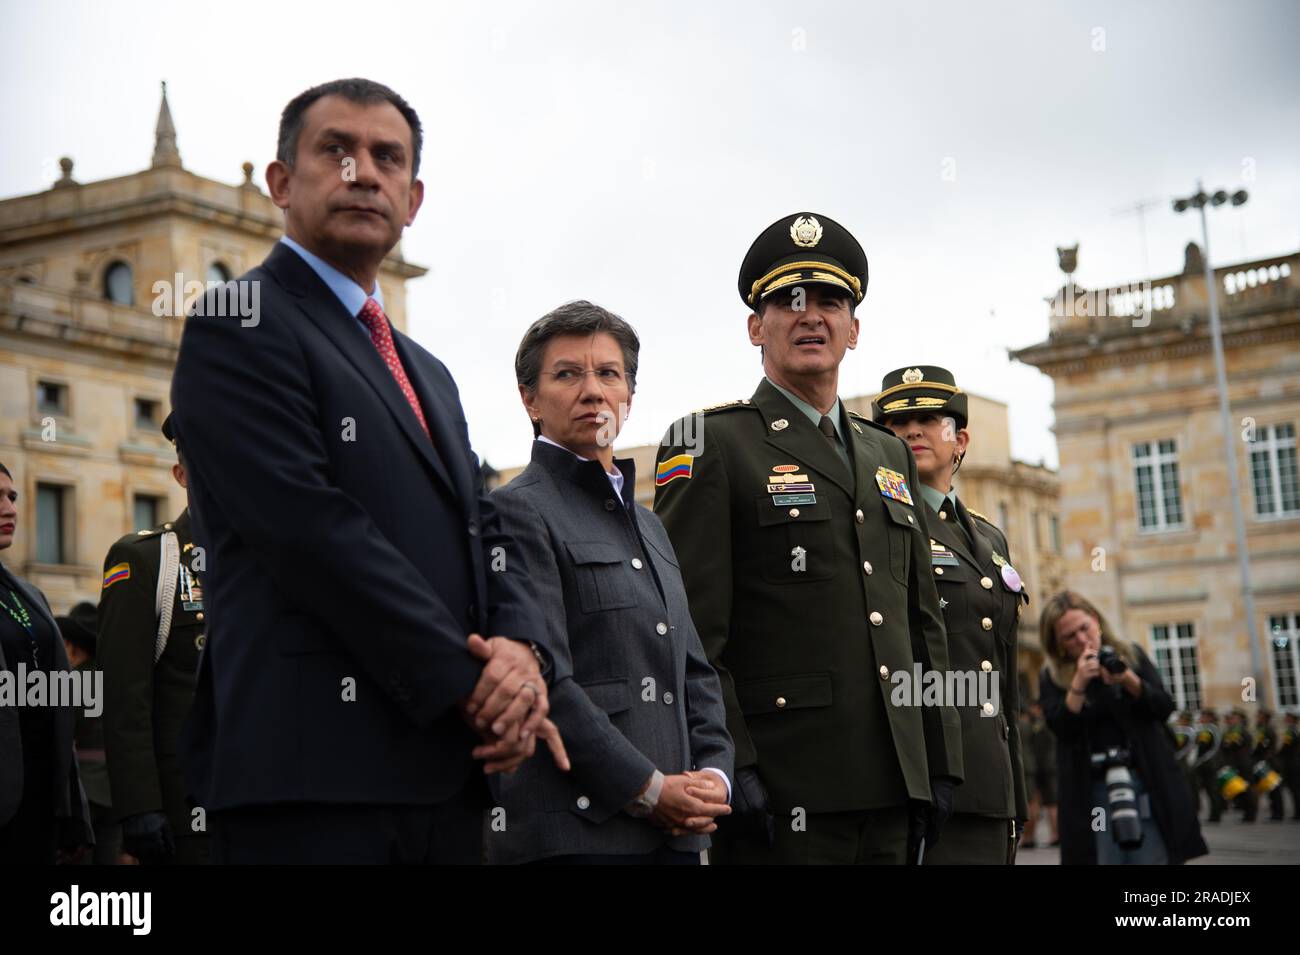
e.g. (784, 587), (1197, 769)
(515, 301), (640, 438)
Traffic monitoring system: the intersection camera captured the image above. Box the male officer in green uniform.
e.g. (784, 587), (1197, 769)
(654, 212), (963, 864)
(98, 413), (209, 864)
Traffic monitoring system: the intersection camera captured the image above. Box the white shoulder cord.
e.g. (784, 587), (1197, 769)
(154, 531), (180, 664)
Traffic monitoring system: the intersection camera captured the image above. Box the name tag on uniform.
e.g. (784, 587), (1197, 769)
(772, 493), (816, 506)
(929, 540), (959, 566)
(875, 467), (913, 505)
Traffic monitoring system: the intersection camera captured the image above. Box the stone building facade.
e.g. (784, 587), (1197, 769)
(1013, 243), (1300, 713)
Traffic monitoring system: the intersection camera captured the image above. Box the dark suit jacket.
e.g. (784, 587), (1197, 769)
(654, 379), (963, 816)
(0, 564), (93, 843)
(486, 441), (733, 863)
(170, 242), (554, 812)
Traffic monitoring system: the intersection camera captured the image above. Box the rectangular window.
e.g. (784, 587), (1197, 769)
(134, 398), (161, 431)
(1151, 622), (1201, 712)
(36, 380), (68, 416)
(1133, 439), (1185, 531)
(1270, 613), (1300, 710)
(35, 483), (69, 564)
(133, 494), (162, 532)
(1049, 513), (1062, 553)
(1251, 423), (1300, 519)
(1032, 509), (1042, 549)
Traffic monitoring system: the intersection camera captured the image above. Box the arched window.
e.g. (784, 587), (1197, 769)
(104, 261), (134, 305)
(207, 261), (232, 284)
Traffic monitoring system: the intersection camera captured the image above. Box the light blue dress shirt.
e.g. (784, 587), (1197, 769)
(279, 235), (384, 337)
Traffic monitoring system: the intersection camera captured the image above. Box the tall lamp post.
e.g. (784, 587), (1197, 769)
(1171, 183), (1266, 707)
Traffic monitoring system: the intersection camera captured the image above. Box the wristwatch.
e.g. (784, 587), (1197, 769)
(626, 770), (666, 818)
(527, 640), (552, 681)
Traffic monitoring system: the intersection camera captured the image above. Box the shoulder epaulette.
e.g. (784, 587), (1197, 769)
(966, 507), (992, 523)
(846, 409), (893, 435)
(694, 398), (755, 414)
(117, 522), (172, 546)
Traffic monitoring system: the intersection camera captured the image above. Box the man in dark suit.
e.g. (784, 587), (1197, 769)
(171, 78), (566, 864)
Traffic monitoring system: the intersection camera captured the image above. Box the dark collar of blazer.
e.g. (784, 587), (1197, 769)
(261, 242), (469, 508)
(750, 377), (891, 498)
(529, 438), (637, 509)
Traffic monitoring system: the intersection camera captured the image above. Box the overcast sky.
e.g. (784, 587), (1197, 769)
(4, 0), (1298, 472)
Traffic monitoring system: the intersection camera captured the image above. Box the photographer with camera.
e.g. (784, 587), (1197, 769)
(1037, 591), (1207, 865)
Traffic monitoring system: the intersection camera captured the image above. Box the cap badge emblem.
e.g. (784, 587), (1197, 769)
(789, 215), (823, 248)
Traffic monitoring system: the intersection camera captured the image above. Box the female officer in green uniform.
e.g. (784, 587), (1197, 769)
(874, 366), (1029, 864)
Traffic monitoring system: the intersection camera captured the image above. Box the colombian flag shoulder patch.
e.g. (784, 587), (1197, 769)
(102, 562), (131, 590)
(655, 453), (695, 486)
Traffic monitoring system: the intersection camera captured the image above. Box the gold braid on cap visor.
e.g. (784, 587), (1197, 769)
(749, 260), (863, 305)
(874, 380), (961, 404)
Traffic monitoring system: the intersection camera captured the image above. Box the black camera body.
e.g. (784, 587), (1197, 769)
(1097, 645), (1128, 675)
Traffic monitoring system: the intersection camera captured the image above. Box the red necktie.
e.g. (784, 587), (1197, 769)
(357, 298), (430, 439)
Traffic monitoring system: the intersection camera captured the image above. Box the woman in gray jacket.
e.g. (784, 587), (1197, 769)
(486, 301), (733, 865)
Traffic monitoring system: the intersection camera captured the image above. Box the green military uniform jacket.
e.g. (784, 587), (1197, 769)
(654, 378), (963, 814)
(925, 493), (1029, 823)
(1221, 724), (1253, 775)
(98, 509), (206, 836)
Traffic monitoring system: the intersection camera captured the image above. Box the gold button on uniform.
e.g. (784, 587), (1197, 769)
(879, 665), (889, 680)
(980, 576), (993, 589)
(855, 509), (864, 524)
(576, 796), (590, 810)
(789, 508), (800, 518)
(981, 659), (992, 673)
(938, 511), (948, 521)
(862, 561), (873, 575)
(982, 701), (996, 716)
(981, 617), (993, 631)
(776, 696), (787, 708)
(934, 567), (944, 576)
(869, 611), (883, 626)
(196, 611), (204, 621)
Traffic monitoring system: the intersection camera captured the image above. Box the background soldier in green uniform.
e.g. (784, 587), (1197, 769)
(875, 365), (1029, 864)
(1221, 708), (1257, 822)
(98, 413), (209, 864)
(1171, 711), (1199, 809)
(654, 212), (963, 864)
(1192, 707), (1225, 823)
(1280, 712), (1300, 820)
(1254, 709), (1285, 821)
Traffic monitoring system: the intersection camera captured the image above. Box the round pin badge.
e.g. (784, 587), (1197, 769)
(1001, 562), (1022, 593)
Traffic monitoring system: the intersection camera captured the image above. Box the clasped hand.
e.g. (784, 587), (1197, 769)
(649, 770), (731, 836)
(460, 634), (569, 775)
